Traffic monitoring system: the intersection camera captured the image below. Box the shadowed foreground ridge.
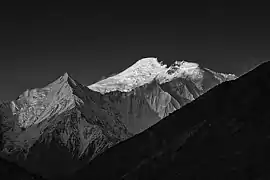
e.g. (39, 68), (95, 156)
(65, 60), (270, 180)
(0, 156), (45, 180)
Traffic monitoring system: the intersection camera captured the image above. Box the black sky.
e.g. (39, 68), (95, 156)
(0, 4), (269, 101)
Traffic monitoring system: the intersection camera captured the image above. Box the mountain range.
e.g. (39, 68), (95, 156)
(0, 57), (237, 179)
(65, 60), (270, 180)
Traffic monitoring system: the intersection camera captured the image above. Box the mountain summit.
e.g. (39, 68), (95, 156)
(66, 60), (270, 180)
(88, 57), (236, 93)
(10, 72), (82, 129)
(88, 57), (237, 133)
(0, 57), (236, 179)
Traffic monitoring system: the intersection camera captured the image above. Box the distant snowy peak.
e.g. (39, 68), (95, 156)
(88, 58), (166, 93)
(119, 57), (167, 75)
(88, 57), (236, 93)
(11, 72), (83, 128)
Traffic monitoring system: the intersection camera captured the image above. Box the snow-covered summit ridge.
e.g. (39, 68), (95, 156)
(88, 57), (233, 93)
(87, 58), (164, 92)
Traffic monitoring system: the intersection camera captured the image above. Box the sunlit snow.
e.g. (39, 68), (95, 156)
(88, 57), (203, 93)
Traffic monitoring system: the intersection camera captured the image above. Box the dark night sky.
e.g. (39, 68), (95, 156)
(0, 4), (269, 101)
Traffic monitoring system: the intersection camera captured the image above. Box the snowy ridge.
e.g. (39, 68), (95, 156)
(88, 57), (206, 93)
(88, 58), (167, 93)
(157, 60), (203, 84)
(11, 73), (83, 128)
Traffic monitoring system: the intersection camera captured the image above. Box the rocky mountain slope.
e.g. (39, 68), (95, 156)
(64, 60), (270, 180)
(0, 74), (131, 179)
(88, 58), (237, 133)
(0, 58), (236, 179)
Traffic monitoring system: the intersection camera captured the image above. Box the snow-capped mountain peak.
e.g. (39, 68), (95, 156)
(88, 58), (166, 93)
(88, 58), (206, 93)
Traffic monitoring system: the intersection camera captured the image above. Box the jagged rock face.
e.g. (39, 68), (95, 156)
(67, 60), (270, 180)
(0, 74), (131, 179)
(11, 73), (80, 129)
(0, 58), (237, 179)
